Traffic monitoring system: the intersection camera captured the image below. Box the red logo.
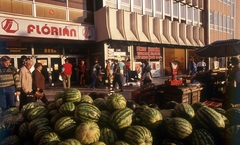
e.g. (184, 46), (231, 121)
(1, 19), (19, 33)
(82, 27), (93, 39)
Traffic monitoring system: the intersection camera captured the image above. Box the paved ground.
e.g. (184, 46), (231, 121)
(44, 77), (167, 101)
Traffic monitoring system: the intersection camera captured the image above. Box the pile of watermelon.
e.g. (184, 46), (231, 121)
(0, 88), (240, 145)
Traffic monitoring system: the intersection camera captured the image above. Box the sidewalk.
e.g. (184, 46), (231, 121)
(44, 77), (168, 101)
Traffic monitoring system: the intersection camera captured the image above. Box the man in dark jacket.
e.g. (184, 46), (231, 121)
(113, 60), (123, 92)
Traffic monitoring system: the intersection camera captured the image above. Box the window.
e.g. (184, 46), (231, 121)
(231, 18), (234, 29)
(188, 6), (192, 20)
(165, 0), (170, 16)
(223, 15), (227, 32)
(133, 0), (142, 14)
(134, 0), (142, 6)
(121, 0), (130, 11)
(227, 16), (231, 32)
(181, 4), (185, 20)
(145, 0), (152, 9)
(194, 8), (198, 25)
(121, 0), (130, 3)
(155, 0), (162, 18)
(219, 14), (222, 26)
(210, 12), (214, 28)
(214, 12), (219, 30)
(231, 3), (234, 16)
(200, 10), (203, 26)
(173, 2), (178, 17)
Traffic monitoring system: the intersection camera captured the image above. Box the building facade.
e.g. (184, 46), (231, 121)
(0, 0), (240, 84)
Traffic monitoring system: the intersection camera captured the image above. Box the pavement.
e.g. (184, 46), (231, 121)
(44, 77), (168, 101)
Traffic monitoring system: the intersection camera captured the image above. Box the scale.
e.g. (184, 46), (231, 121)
(165, 60), (183, 86)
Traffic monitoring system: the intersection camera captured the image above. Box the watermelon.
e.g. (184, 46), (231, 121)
(59, 102), (75, 116)
(18, 122), (30, 140)
(46, 101), (56, 110)
(55, 91), (64, 100)
(74, 103), (101, 122)
(48, 109), (59, 119)
(28, 118), (49, 134)
(55, 98), (63, 109)
(114, 140), (130, 145)
(99, 127), (118, 145)
(161, 139), (184, 145)
(0, 135), (21, 145)
(93, 98), (108, 111)
(80, 94), (93, 104)
(173, 103), (195, 120)
(139, 107), (163, 129)
(50, 113), (64, 127)
(27, 106), (48, 121)
(63, 88), (81, 103)
(75, 121), (100, 144)
(58, 139), (82, 145)
(110, 108), (134, 130)
(38, 132), (61, 145)
(4, 107), (20, 116)
(196, 107), (225, 132)
(225, 107), (240, 125)
(189, 128), (215, 145)
(21, 102), (43, 119)
(54, 116), (78, 138)
(124, 125), (153, 145)
(191, 102), (207, 113)
(92, 141), (106, 145)
(167, 117), (193, 139)
(33, 126), (53, 145)
(98, 110), (111, 128)
(213, 107), (226, 115)
(225, 125), (240, 145)
(106, 93), (126, 112)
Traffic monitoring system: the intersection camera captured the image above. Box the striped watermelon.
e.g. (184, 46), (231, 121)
(33, 126), (53, 145)
(93, 98), (108, 111)
(167, 117), (193, 139)
(225, 107), (240, 125)
(196, 107), (225, 132)
(50, 113), (64, 127)
(59, 102), (75, 116)
(92, 141), (106, 145)
(191, 102), (207, 113)
(98, 110), (111, 128)
(55, 91), (64, 100)
(114, 140), (130, 145)
(27, 106), (48, 121)
(80, 94), (93, 104)
(139, 108), (163, 129)
(22, 102), (43, 119)
(99, 127), (118, 145)
(18, 122), (30, 140)
(106, 93), (126, 112)
(63, 88), (81, 103)
(74, 103), (101, 122)
(48, 109), (59, 119)
(38, 132), (61, 145)
(55, 98), (63, 109)
(54, 116), (78, 138)
(110, 108), (134, 130)
(46, 101), (56, 110)
(4, 107), (20, 116)
(213, 107), (226, 115)
(225, 125), (240, 144)
(0, 135), (21, 145)
(161, 139), (184, 145)
(58, 139), (82, 145)
(28, 118), (49, 135)
(189, 128), (215, 145)
(75, 121), (100, 144)
(124, 125), (153, 145)
(174, 103), (195, 120)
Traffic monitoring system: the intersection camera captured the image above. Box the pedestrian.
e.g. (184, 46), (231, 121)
(19, 59), (34, 110)
(197, 58), (206, 73)
(61, 59), (72, 90)
(118, 60), (126, 86)
(94, 58), (102, 87)
(113, 60), (123, 92)
(89, 62), (98, 90)
(188, 56), (197, 75)
(105, 60), (111, 87)
(141, 59), (152, 85)
(124, 58), (131, 85)
(77, 60), (87, 87)
(32, 63), (48, 104)
(0, 56), (21, 111)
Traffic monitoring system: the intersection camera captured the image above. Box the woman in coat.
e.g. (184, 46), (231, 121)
(32, 63), (48, 103)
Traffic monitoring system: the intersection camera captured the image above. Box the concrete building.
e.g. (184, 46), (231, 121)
(0, 0), (239, 84)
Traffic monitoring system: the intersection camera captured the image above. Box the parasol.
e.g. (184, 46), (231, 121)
(195, 39), (240, 57)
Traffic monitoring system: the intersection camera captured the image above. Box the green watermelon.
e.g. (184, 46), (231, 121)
(161, 139), (184, 145)
(4, 107), (20, 116)
(80, 94), (93, 104)
(38, 132), (61, 145)
(74, 103), (101, 122)
(58, 139), (82, 145)
(63, 88), (81, 103)
(110, 108), (134, 130)
(33, 126), (53, 145)
(54, 91), (64, 100)
(46, 101), (56, 110)
(48, 109), (59, 119)
(191, 102), (207, 113)
(139, 107), (163, 129)
(18, 122), (30, 140)
(124, 125), (153, 145)
(55, 98), (63, 109)
(174, 103), (195, 120)
(75, 121), (100, 144)
(189, 128), (215, 145)
(59, 102), (75, 116)
(114, 140), (130, 145)
(21, 102), (43, 119)
(97, 110), (111, 128)
(106, 93), (126, 112)
(50, 113), (64, 127)
(27, 106), (48, 121)
(28, 118), (49, 135)
(225, 108), (240, 125)
(92, 141), (106, 145)
(225, 125), (240, 145)
(93, 98), (108, 111)
(167, 117), (193, 139)
(54, 116), (77, 138)
(0, 135), (21, 145)
(99, 127), (118, 145)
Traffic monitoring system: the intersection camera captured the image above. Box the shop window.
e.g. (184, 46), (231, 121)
(165, 48), (186, 76)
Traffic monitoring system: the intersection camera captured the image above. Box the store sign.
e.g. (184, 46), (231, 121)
(0, 47), (31, 54)
(135, 46), (161, 60)
(0, 16), (95, 40)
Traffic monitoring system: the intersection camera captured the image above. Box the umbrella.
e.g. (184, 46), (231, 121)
(195, 39), (240, 57)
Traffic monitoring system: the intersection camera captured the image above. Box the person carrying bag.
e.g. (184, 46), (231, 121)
(141, 60), (152, 85)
